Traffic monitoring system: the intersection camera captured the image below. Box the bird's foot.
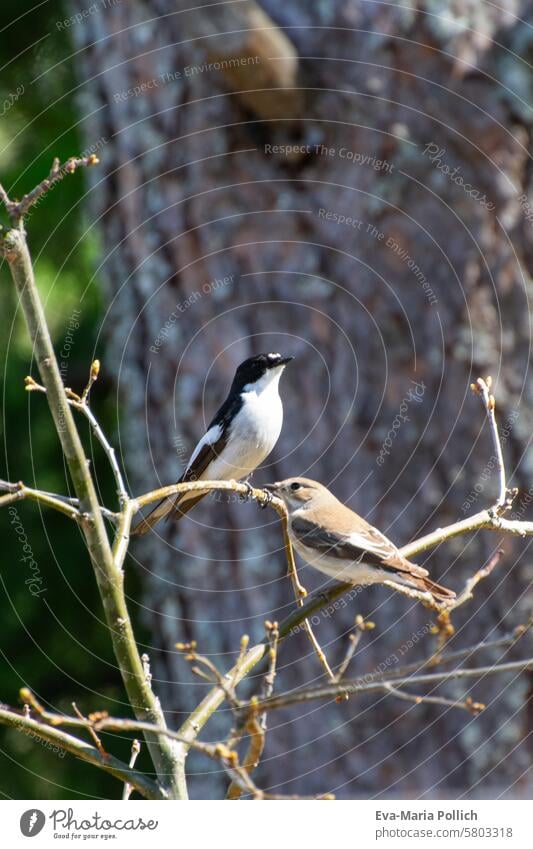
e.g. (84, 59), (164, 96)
(239, 480), (255, 503)
(259, 488), (273, 509)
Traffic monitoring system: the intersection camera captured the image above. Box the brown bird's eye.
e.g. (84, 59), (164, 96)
(290, 482), (301, 491)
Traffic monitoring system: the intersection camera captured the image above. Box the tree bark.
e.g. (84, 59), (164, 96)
(70, 0), (533, 798)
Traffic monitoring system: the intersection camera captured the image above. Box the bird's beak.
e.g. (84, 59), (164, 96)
(278, 356), (294, 366)
(263, 482), (280, 493)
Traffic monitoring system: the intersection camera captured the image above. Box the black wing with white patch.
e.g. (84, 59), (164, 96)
(178, 390), (243, 484)
(132, 386), (244, 533)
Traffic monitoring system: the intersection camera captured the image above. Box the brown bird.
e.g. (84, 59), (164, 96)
(265, 477), (455, 602)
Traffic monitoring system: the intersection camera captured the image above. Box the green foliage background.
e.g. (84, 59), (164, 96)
(0, 4), (149, 798)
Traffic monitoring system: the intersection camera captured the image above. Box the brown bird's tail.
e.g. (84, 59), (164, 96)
(383, 552), (456, 603)
(412, 574), (456, 602)
(131, 492), (207, 536)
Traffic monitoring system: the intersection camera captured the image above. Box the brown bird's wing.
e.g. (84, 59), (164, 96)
(131, 429), (229, 536)
(290, 514), (405, 568)
(290, 515), (455, 601)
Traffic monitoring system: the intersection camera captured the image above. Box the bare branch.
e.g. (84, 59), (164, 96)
(6, 694), (333, 800)
(471, 377), (514, 512)
(0, 479), (118, 523)
(251, 658), (533, 713)
(176, 641), (242, 711)
(227, 621), (280, 800)
(111, 499), (134, 571)
(384, 683), (485, 715)
(72, 702), (107, 757)
(0, 705), (165, 799)
(0, 479), (80, 521)
(382, 619), (532, 682)
(26, 367), (129, 509)
(134, 479), (273, 510)
(273, 501), (336, 679)
(262, 620), (280, 707)
(335, 615), (375, 682)
(0, 155), (99, 226)
(90, 717), (332, 800)
(1, 203), (186, 797)
(449, 548), (504, 613)
(230, 634), (251, 689)
(178, 642), (267, 750)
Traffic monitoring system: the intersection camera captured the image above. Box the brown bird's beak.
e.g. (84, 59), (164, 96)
(263, 482), (280, 493)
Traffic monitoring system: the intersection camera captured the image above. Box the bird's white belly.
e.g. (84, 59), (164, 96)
(292, 539), (384, 585)
(205, 393), (283, 481)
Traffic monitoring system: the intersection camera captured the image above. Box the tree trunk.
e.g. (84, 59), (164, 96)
(70, 0), (533, 798)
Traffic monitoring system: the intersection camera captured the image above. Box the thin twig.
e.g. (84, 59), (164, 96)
(26, 369), (129, 509)
(271, 501), (335, 679)
(252, 658), (533, 713)
(135, 479), (274, 510)
(335, 615), (375, 682)
(81, 358), (100, 403)
(227, 621), (280, 800)
(0, 479), (118, 523)
(0, 155), (99, 226)
(471, 377), (510, 511)
(176, 642), (241, 711)
(122, 739), (141, 800)
(69, 398), (129, 509)
(262, 621), (280, 707)
(72, 702), (107, 757)
(230, 634), (250, 689)
(377, 619), (532, 682)
(141, 653), (152, 687)
(0, 183), (11, 210)
(384, 683), (485, 715)
(428, 548), (506, 651)
(0, 479), (80, 521)
(449, 548), (504, 613)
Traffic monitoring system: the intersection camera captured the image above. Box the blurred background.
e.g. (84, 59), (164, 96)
(1, 0), (532, 799)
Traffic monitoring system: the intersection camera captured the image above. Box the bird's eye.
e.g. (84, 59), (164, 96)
(290, 482), (301, 491)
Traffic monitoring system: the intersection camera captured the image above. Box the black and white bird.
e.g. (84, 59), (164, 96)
(133, 353), (293, 535)
(265, 477), (455, 602)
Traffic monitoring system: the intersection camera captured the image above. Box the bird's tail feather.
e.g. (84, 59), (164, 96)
(415, 574), (456, 602)
(166, 492), (206, 523)
(131, 491), (208, 536)
(131, 496), (176, 536)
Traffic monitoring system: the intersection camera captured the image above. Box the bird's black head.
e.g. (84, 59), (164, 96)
(231, 352), (293, 392)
